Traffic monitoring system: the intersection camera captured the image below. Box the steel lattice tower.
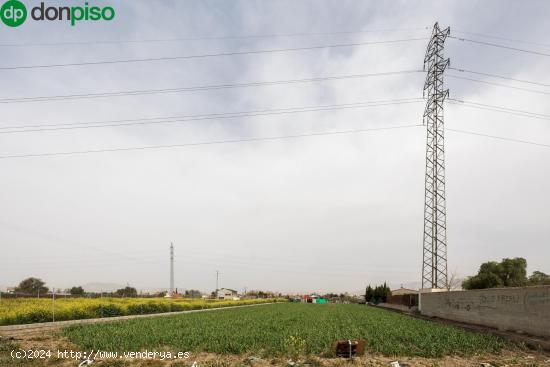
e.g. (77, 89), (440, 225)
(170, 243), (175, 295)
(422, 23), (450, 289)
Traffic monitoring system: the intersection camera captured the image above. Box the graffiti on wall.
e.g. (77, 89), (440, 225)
(435, 287), (550, 314)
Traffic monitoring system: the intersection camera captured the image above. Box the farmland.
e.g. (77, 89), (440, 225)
(0, 297), (280, 326)
(63, 303), (506, 358)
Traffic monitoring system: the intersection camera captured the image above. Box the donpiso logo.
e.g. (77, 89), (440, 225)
(0, 0), (26, 27)
(1, 1), (115, 27)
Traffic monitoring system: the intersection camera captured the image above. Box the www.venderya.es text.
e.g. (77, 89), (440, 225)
(11, 349), (191, 361)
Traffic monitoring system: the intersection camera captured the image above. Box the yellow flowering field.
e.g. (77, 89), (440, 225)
(0, 297), (281, 325)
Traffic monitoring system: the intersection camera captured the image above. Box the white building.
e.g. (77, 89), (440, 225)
(217, 288), (239, 300)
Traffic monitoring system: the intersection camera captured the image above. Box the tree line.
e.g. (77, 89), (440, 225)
(364, 282), (391, 304)
(463, 257), (550, 290)
(6, 278), (144, 297)
(361, 258), (548, 301)
(5, 278), (234, 298)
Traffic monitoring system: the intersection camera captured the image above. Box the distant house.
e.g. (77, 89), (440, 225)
(6, 287), (16, 294)
(391, 287), (417, 296)
(302, 294), (327, 304)
(217, 288), (238, 300)
(387, 287), (419, 309)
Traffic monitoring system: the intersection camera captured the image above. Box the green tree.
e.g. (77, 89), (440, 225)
(69, 286), (85, 296)
(184, 289), (202, 298)
(463, 258), (527, 290)
(365, 282), (391, 304)
(379, 282), (391, 302)
(15, 277), (49, 295)
(364, 286), (373, 302)
(528, 271), (550, 285)
(114, 286), (138, 297)
(499, 258), (527, 287)
(462, 272), (502, 290)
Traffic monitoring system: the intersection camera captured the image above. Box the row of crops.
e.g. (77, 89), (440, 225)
(0, 297), (282, 325)
(63, 303), (507, 358)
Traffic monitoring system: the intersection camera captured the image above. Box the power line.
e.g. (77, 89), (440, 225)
(2, 254), (407, 279)
(448, 75), (550, 96)
(449, 36), (550, 57)
(0, 37), (428, 71)
(449, 67), (550, 88)
(0, 70), (423, 104)
(0, 98), (424, 133)
(447, 99), (550, 121)
(0, 220), (149, 263)
(452, 30), (550, 49)
(0, 27), (430, 48)
(0, 124), (422, 159)
(446, 128), (550, 149)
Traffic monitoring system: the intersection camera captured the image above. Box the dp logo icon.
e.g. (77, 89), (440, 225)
(1, 0), (27, 27)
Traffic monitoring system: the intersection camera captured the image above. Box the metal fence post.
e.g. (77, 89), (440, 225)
(52, 289), (56, 323)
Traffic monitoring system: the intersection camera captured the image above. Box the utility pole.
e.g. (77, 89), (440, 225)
(170, 243), (174, 296)
(422, 22), (450, 290)
(216, 270), (220, 292)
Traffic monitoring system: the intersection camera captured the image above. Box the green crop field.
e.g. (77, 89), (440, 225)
(63, 303), (506, 358)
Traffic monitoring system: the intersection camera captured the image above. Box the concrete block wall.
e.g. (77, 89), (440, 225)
(419, 285), (550, 338)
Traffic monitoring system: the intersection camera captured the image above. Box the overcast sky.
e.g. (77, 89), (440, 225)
(0, 0), (548, 294)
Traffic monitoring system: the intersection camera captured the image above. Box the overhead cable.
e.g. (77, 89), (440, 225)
(0, 124), (422, 159)
(0, 37), (428, 71)
(0, 98), (424, 133)
(450, 36), (550, 57)
(0, 27), (430, 47)
(0, 70), (423, 104)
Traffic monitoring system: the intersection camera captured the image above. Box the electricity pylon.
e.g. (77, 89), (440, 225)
(422, 23), (450, 290)
(170, 243), (175, 295)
